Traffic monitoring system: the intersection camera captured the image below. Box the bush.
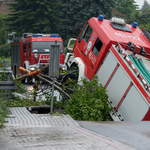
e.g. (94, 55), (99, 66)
(0, 43), (11, 58)
(0, 98), (9, 127)
(64, 76), (112, 121)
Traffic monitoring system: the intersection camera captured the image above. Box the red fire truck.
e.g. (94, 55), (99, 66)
(65, 15), (150, 121)
(11, 33), (65, 83)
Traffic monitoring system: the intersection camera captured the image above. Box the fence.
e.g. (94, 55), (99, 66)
(0, 61), (16, 99)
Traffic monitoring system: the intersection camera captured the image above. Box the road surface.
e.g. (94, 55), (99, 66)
(77, 121), (150, 150)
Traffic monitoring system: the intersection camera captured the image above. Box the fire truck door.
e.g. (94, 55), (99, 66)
(85, 36), (103, 80)
(75, 23), (93, 62)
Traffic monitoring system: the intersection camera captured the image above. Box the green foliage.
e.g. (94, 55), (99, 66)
(6, 95), (45, 107)
(55, 111), (60, 116)
(0, 12), (8, 46)
(0, 56), (11, 67)
(6, 0), (63, 36)
(64, 76), (112, 121)
(0, 98), (9, 127)
(0, 43), (11, 58)
(139, 23), (150, 33)
(12, 77), (28, 94)
(66, 0), (115, 38)
(129, 9), (150, 31)
(114, 0), (137, 17)
(6, 0), (115, 42)
(44, 89), (65, 109)
(114, 0), (140, 24)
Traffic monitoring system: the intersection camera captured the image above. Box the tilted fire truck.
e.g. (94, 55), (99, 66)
(65, 15), (150, 121)
(11, 33), (65, 83)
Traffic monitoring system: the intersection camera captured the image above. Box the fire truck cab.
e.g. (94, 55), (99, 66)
(65, 15), (150, 121)
(11, 33), (65, 83)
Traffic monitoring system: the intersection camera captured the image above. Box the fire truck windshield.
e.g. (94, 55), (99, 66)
(32, 41), (63, 53)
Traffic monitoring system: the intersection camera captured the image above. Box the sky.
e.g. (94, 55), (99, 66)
(135, 0), (150, 9)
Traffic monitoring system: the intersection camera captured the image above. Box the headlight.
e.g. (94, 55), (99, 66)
(59, 64), (66, 71)
(34, 53), (38, 58)
(61, 66), (66, 71)
(30, 67), (36, 71)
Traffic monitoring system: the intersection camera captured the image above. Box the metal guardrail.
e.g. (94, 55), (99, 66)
(0, 61), (16, 99)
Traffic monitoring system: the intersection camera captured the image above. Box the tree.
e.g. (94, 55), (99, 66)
(114, 0), (137, 17)
(113, 9), (128, 22)
(0, 12), (7, 45)
(65, 0), (115, 38)
(6, 0), (63, 36)
(6, 0), (116, 42)
(141, 0), (150, 13)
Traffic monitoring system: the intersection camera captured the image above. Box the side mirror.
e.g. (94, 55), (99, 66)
(67, 38), (76, 51)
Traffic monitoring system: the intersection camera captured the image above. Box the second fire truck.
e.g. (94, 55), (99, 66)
(11, 33), (65, 83)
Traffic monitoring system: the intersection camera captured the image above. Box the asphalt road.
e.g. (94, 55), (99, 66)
(77, 121), (150, 150)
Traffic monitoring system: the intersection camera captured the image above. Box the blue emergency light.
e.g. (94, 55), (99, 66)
(98, 15), (104, 21)
(32, 34), (59, 37)
(132, 22), (138, 28)
(33, 34), (42, 37)
(50, 34), (59, 37)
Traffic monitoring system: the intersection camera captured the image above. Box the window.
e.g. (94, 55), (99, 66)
(78, 24), (93, 43)
(83, 26), (93, 43)
(32, 41), (63, 54)
(92, 38), (103, 57)
(78, 24), (88, 42)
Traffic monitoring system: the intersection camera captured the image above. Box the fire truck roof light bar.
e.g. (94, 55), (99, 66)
(111, 17), (126, 25)
(33, 34), (42, 37)
(32, 34), (59, 37)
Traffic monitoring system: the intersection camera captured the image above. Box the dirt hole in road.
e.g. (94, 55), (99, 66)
(26, 105), (50, 114)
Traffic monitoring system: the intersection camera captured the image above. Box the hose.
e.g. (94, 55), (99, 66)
(129, 55), (150, 84)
